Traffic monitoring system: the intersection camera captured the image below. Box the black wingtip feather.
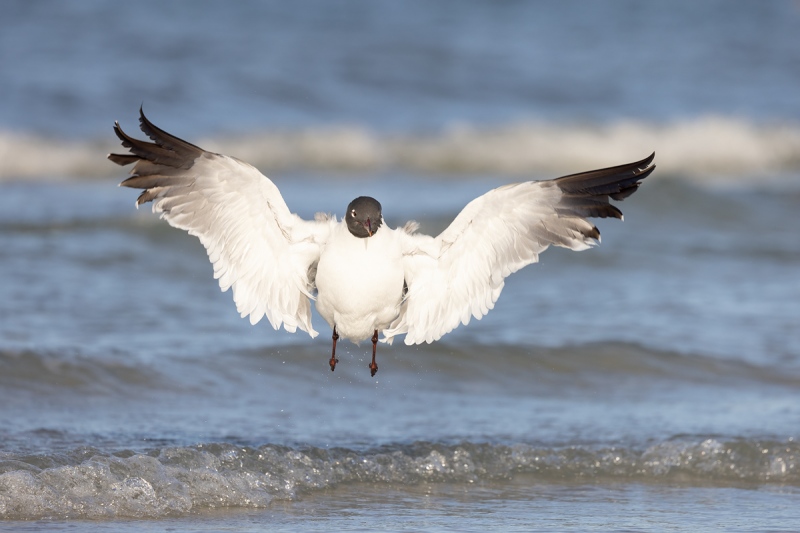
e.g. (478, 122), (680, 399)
(109, 110), (205, 171)
(137, 107), (204, 156)
(108, 153), (139, 166)
(556, 152), (655, 196)
(553, 153), (655, 220)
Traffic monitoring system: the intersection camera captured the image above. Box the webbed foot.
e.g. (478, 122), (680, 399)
(369, 329), (379, 377)
(330, 327), (340, 372)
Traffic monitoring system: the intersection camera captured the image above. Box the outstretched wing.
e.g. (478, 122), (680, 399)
(109, 108), (333, 337)
(385, 153), (655, 345)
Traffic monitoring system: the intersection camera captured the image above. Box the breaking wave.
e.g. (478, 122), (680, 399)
(2, 116), (800, 182)
(4, 342), (799, 398)
(0, 349), (163, 395)
(1, 438), (798, 519)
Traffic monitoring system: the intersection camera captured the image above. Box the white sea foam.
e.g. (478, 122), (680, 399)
(1, 439), (798, 519)
(2, 117), (799, 183)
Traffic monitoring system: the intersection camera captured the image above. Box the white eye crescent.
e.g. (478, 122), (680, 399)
(350, 209), (357, 218)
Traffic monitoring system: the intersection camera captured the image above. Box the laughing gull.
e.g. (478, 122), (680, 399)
(109, 109), (655, 376)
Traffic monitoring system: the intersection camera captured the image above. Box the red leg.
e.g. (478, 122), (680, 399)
(329, 327), (339, 372)
(369, 329), (379, 377)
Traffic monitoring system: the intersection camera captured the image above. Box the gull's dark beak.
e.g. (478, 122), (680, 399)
(366, 218), (373, 237)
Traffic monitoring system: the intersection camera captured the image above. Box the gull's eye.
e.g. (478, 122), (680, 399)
(350, 209), (357, 218)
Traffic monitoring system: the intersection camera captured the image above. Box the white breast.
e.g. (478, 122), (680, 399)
(314, 222), (406, 342)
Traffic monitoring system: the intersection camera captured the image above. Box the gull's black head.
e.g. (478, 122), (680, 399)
(346, 196), (383, 238)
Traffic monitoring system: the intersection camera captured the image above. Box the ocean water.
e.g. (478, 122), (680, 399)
(2, 1), (800, 531)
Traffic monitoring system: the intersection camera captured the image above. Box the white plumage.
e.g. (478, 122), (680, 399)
(315, 218), (406, 343)
(385, 181), (599, 345)
(110, 109), (654, 375)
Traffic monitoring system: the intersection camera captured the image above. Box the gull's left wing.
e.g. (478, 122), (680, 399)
(385, 153), (655, 345)
(109, 108), (334, 336)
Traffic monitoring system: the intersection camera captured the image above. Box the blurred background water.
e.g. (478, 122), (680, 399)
(1, 1), (800, 531)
